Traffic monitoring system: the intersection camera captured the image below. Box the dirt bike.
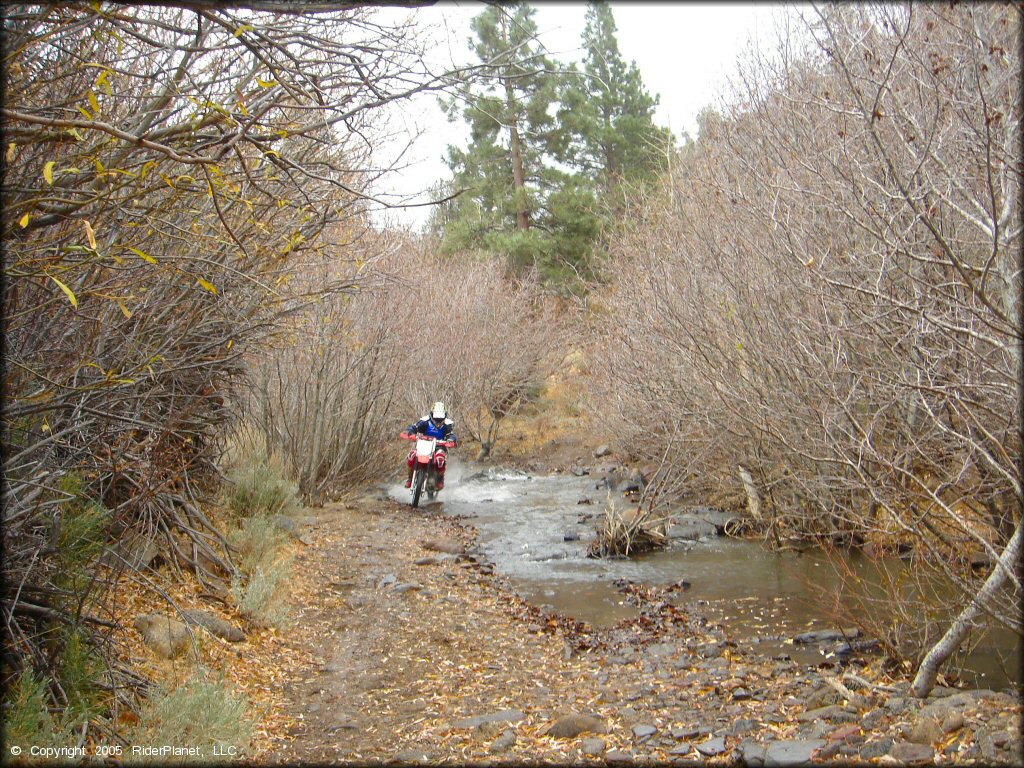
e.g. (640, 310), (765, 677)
(400, 432), (454, 508)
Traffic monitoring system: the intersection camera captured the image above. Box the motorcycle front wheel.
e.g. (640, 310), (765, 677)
(412, 469), (426, 508)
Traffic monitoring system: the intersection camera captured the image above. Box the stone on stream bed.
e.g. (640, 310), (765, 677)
(452, 710), (526, 729)
(547, 713), (607, 738)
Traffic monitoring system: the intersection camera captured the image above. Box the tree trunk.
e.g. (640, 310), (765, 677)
(911, 520), (1022, 697)
(500, 11), (529, 231)
(738, 465), (763, 523)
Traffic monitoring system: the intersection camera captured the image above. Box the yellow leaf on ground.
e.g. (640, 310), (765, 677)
(117, 301), (132, 319)
(197, 277), (218, 294)
(19, 213), (30, 228)
(48, 274), (78, 308)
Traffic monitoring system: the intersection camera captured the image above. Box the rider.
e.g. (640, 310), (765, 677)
(402, 401), (457, 490)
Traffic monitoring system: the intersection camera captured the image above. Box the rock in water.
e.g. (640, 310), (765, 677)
(547, 713), (607, 739)
(180, 609), (245, 642)
(134, 614), (189, 658)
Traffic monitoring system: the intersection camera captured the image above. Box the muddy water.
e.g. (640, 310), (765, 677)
(389, 461), (1022, 689)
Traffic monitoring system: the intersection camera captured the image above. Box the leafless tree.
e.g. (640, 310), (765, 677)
(593, 2), (1020, 693)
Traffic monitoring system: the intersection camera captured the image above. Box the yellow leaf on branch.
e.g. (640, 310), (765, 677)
(84, 220), (97, 250)
(48, 274), (78, 308)
(128, 247), (157, 264)
(43, 161), (55, 185)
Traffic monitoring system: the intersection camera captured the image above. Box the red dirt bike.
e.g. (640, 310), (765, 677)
(400, 432), (455, 508)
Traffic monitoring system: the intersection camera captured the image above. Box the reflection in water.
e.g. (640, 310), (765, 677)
(390, 462), (1022, 689)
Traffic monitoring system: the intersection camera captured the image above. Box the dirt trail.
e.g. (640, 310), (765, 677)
(264, 488), (1023, 765)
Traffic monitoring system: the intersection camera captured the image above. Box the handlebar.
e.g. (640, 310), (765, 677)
(400, 432), (454, 448)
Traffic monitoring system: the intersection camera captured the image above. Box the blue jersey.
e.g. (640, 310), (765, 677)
(407, 416), (457, 445)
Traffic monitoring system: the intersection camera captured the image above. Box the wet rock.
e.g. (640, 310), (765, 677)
(763, 739), (825, 766)
(419, 537), (465, 555)
(632, 724), (657, 741)
(888, 741), (935, 764)
(594, 445), (612, 458)
(180, 609), (245, 642)
(134, 613), (189, 659)
(792, 628), (861, 645)
(563, 530), (580, 542)
(547, 713), (607, 739)
(667, 516), (718, 540)
(581, 737), (605, 755)
(489, 729), (516, 753)
(453, 710), (525, 729)
(696, 735), (726, 757)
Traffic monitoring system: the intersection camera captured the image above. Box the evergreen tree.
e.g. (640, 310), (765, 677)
(440, 3), (563, 274)
(558, 2), (672, 198)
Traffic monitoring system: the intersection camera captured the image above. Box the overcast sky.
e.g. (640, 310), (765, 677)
(371, 2), (794, 229)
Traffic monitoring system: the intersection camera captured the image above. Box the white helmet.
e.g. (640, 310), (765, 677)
(431, 401), (446, 420)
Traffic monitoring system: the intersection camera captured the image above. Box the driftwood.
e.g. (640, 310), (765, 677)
(588, 491), (668, 558)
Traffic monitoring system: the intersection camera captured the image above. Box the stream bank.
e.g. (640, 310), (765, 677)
(264, 486), (1022, 765)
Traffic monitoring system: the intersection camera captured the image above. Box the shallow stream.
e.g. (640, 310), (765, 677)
(389, 462), (1021, 690)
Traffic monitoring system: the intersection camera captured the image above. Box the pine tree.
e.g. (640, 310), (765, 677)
(559, 2), (672, 197)
(440, 3), (562, 274)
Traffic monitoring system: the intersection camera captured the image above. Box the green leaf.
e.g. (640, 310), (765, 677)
(48, 274), (79, 308)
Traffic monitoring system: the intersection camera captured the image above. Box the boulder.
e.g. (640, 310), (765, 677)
(180, 609), (245, 642)
(593, 445), (612, 458)
(581, 737), (606, 755)
(792, 628), (861, 645)
(134, 613), (189, 658)
(547, 713), (607, 739)
(632, 724), (657, 740)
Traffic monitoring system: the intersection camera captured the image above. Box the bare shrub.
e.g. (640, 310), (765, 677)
(594, 3), (1021, 689)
